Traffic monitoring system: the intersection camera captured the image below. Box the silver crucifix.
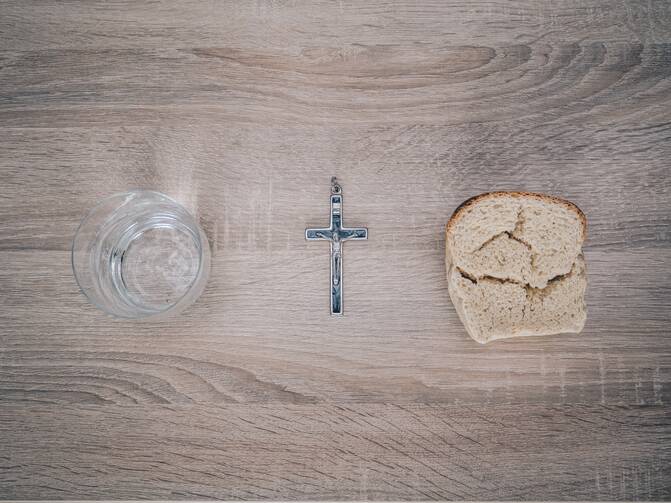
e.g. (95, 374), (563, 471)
(306, 177), (368, 316)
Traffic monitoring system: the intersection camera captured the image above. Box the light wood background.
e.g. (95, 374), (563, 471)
(1, 0), (670, 500)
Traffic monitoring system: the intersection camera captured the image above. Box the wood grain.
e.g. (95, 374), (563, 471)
(1, 0), (670, 500)
(1, 404), (669, 500)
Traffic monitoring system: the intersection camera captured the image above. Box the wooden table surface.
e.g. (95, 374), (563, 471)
(1, 1), (670, 500)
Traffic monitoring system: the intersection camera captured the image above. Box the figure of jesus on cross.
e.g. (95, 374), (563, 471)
(305, 177), (368, 316)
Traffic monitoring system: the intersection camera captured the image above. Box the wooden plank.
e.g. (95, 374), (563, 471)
(0, 125), (669, 252)
(2, 0), (669, 51)
(1, 41), (670, 127)
(0, 1), (670, 128)
(1, 404), (669, 500)
(1, 246), (670, 408)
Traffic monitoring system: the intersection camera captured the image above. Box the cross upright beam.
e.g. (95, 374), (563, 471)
(305, 178), (367, 315)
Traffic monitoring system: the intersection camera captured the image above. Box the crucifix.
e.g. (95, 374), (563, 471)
(305, 177), (368, 316)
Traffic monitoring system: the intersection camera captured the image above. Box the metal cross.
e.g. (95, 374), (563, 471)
(305, 177), (368, 316)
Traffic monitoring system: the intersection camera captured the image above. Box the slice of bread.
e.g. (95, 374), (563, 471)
(445, 191), (587, 344)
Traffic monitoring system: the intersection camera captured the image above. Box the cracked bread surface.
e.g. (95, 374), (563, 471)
(445, 192), (587, 344)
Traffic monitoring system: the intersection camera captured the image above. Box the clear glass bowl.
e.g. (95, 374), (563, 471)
(72, 191), (210, 319)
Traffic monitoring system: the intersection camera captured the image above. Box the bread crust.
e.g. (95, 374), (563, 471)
(445, 191), (587, 241)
